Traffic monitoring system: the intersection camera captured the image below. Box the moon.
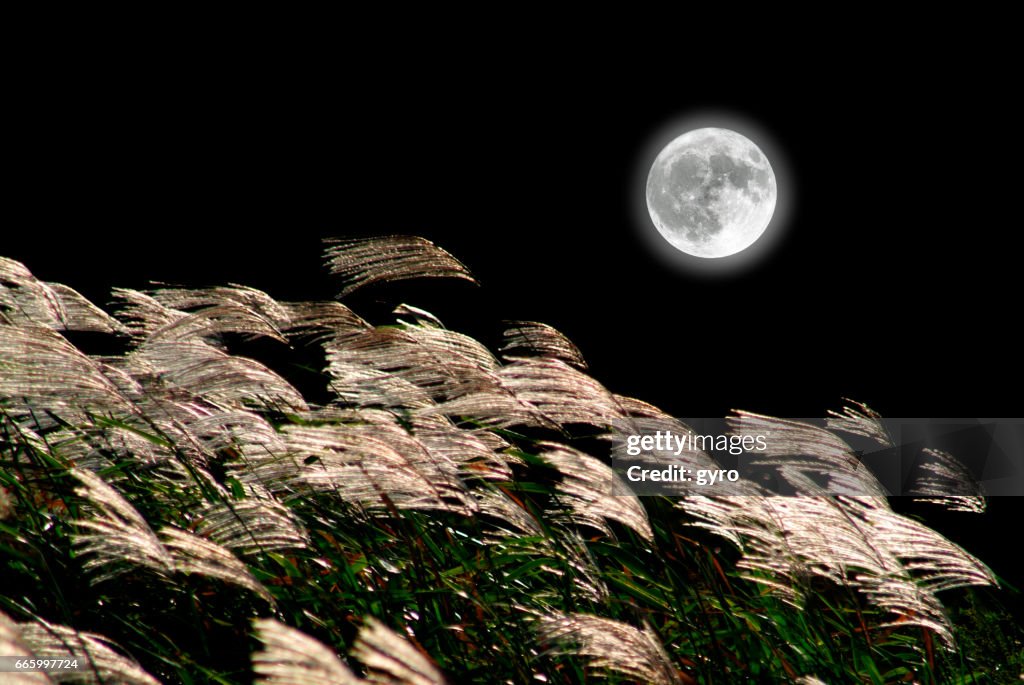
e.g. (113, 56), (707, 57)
(646, 128), (777, 258)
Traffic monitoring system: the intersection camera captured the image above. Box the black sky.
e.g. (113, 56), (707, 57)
(7, 48), (1021, 421)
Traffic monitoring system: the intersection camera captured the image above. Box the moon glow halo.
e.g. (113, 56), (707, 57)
(646, 128), (777, 259)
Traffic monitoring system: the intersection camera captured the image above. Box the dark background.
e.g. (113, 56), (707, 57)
(8, 51), (1019, 419)
(6, 41), (1022, 590)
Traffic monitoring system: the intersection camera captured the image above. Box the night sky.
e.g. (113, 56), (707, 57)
(9, 58), (1018, 420)
(6, 38), (1023, 599)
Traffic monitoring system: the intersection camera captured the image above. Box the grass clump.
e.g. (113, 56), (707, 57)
(0, 239), (1021, 683)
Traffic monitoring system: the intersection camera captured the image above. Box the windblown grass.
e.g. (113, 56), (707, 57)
(0, 239), (1021, 683)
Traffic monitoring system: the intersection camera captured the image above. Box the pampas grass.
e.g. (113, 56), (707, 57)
(0, 236), (1020, 683)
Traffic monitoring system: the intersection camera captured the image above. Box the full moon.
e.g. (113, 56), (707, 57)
(646, 128), (777, 258)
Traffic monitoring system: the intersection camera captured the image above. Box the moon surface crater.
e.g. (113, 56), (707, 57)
(646, 128), (777, 258)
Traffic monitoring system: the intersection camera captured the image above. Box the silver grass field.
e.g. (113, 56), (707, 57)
(0, 237), (1021, 683)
